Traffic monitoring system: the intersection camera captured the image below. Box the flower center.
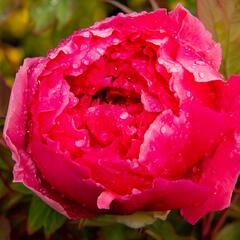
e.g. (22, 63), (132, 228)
(91, 86), (141, 105)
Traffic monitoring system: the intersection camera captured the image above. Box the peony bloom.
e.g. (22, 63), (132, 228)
(4, 5), (240, 224)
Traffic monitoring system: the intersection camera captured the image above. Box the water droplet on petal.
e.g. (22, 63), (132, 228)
(112, 38), (119, 44)
(186, 91), (191, 97)
(81, 31), (90, 38)
(198, 72), (205, 79)
(234, 132), (240, 145)
(88, 107), (96, 113)
(80, 44), (88, 50)
(195, 60), (205, 65)
(75, 137), (87, 148)
(127, 126), (137, 135)
(169, 67), (178, 73)
(120, 112), (129, 120)
(96, 47), (105, 55)
(161, 126), (166, 134)
(132, 188), (141, 194)
(82, 59), (89, 65)
(192, 166), (200, 173)
(72, 63), (79, 69)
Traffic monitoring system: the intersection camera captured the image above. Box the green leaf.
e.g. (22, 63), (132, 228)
(0, 216), (10, 240)
(146, 221), (189, 240)
(115, 211), (169, 229)
(30, 0), (56, 32)
(56, 0), (73, 29)
(98, 224), (140, 240)
(197, 0), (240, 78)
(10, 183), (33, 195)
(216, 222), (240, 240)
(28, 196), (66, 236)
(43, 209), (66, 237)
(30, 0), (74, 33)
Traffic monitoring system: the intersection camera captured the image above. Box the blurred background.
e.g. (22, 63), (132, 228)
(1, 1), (239, 240)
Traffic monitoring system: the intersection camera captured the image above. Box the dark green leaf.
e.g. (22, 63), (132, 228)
(197, 0), (240, 78)
(56, 0), (73, 29)
(11, 183), (33, 195)
(43, 211), (66, 237)
(28, 196), (52, 234)
(28, 196), (66, 236)
(146, 220), (190, 240)
(30, 0), (56, 32)
(99, 225), (133, 240)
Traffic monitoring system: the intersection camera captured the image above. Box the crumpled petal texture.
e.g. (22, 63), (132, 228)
(4, 5), (240, 224)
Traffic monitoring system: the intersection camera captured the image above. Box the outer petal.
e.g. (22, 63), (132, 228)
(172, 4), (221, 70)
(3, 58), (94, 218)
(139, 103), (227, 179)
(181, 136), (240, 224)
(97, 178), (210, 215)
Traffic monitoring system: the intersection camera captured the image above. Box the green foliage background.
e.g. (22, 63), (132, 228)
(0, 0), (240, 240)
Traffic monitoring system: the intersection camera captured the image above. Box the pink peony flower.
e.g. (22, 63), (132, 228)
(4, 5), (240, 224)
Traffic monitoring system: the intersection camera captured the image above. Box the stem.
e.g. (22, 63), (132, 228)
(101, 0), (133, 13)
(149, 0), (160, 10)
(201, 213), (214, 240)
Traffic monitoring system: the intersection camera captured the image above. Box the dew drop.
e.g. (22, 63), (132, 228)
(112, 38), (119, 44)
(131, 161), (139, 169)
(88, 107), (96, 112)
(96, 47), (105, 55)
(132, 188), (141, 194)
(161, 126), (166, 134)
(127, 126), (137, 135)
(192, 166), (200, 173)
(186, 91), (191, 97)
(169, 67), (178, 73)
(120, 112), (129, 120)
(80, 44), (88, 50)
(82, 59), (89, 65)
(72, 63), (79, 69)
(81, 31), (90, 38)
(195, 60), (205, 65)
(75, 137), (86, 148)
(198, 72), (205, 79)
